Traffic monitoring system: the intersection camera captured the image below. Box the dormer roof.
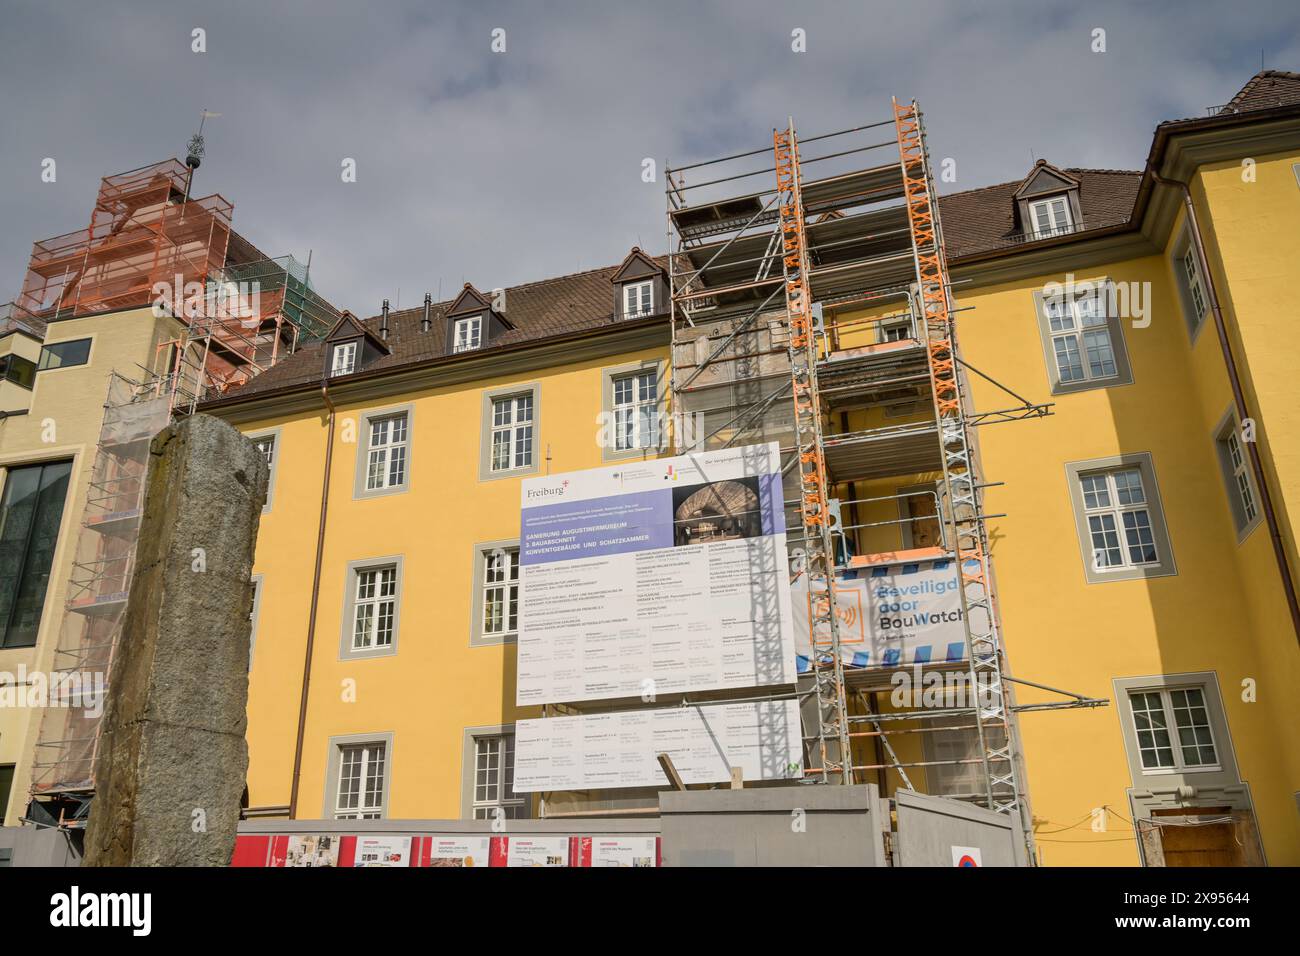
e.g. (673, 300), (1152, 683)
(325, 309), (390, 355)
(610, 247), (665, 284)
(1013, 160), (1081, 199)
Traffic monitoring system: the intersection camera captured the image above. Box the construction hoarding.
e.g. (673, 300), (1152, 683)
(516, 442), (796, 705)
(512, 700), (802, 792)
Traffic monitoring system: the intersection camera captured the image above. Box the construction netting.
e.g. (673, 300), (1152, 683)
(29, 373), (172, 795)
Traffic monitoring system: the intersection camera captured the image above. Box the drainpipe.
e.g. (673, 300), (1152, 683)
(1152, 169), (1300, 644)
(288, 378), (337, 817)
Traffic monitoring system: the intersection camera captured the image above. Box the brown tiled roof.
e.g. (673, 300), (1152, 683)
(939, 168), (1142, 260)
(207, 258), (668, 402)
(1219, 70), (1300, 114)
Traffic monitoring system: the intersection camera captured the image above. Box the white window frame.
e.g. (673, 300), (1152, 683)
(248, 427), (281, 514)
(623, 280), (653, 319)
(1077, 466), (1160, 573)
(480, 546), (519, 639)
(471, 733), (526, 820)
(1044, 290), (1118, 385)
(1028, 195), (1074, 237)
(351, 564), (398, 652)
(252, 435), (275, 468)
(1127, 686), (1221, 774)
(331, 341), (357, 376)
(334, 741), (388, 820)
(879, 316), (913, 343)
(1180, 245), (1208, 329)
(1224, 428), (1258, 525)
(453, 315), (483, 353)
(611, 368), (659, 452)
(1213, 409), (1261, 538)
(365, 412), (409, 491)
(490, 394), (535, 472)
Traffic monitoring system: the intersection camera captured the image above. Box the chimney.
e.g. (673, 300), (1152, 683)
(380, 299), (390, 340)
(421, 293), (432, 333)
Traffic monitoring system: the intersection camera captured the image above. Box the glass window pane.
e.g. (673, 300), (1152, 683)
(0, 461), (72, 648)
(1082, 330), (1117, 378)
(1053, 336), (1084, 381)
(1079, 474), (1111, 510)
(1112, 469), (1146, 505)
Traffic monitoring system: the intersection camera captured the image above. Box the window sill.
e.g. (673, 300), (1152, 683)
(482, 464), (539, 482)
(472, 632), (519, 647)
(354, 483), (410, 501)
(339, 644), (398, 662)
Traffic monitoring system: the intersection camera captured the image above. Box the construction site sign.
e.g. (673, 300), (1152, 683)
(516, 442), (796, 705)
(791, 558), (980, 670)
(512, 699), (802, 792)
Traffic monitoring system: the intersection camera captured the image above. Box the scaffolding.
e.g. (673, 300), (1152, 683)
(160, 251), (337, 415)
(20, 159), (341, 820)
(666, 102), (1104, 860)
(10, 158), (339, 415)
(12, 160), (231, 325)
(28, 372), (172, 806)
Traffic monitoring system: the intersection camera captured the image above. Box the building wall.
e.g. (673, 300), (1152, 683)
(797, 201), (1299, 863)
(0, 307), (179, 826)
(955, 226), (1297, 861)
(239, 341), (669, 819)
(224, 142), (1298, 867)
(232, 231), (1299, 863)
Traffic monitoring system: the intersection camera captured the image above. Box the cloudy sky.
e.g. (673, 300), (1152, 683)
(1, 0), (1296, 314)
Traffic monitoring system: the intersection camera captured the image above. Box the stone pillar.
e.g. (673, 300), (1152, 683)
(83, 414), (268, 866)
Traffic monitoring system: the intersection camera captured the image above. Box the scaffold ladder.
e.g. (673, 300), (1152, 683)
(773, 120), (853, 783)
(892, 98), (1030, 831)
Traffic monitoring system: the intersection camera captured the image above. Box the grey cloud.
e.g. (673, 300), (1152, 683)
(1, 0), (1296, 313)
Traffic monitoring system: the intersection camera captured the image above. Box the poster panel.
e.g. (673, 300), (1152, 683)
(575, 836), (660, 868)
(417, 836), (494, 867)
(281, 834), (342, 868)
(514, 699), (802, 792)
(792, 558), (980, 670)
(517, 443), (796, 705)
(501, 836), (570, 867)
(352, 835), (412, 867)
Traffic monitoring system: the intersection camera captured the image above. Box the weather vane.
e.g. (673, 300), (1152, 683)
(186, 108), (222, 170)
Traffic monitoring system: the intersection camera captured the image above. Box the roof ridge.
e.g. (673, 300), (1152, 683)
(358, 255), (670, 323)
(941, 166), (1142, 202)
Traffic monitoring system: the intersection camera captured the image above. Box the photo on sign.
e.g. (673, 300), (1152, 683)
(285, 834), (339, 868)
(672, 476), (763, 546)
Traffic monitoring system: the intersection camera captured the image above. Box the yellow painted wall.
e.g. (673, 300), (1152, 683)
(955, 246), (1298, 864)
(240, 343), (669, 819)
(0, 307), (180, 825)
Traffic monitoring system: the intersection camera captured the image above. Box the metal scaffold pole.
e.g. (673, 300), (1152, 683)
(772, 120), (853, 782)
(892, 98), (1033, 851)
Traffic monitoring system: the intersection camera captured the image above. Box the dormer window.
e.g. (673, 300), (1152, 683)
(331, 341), (357, 376)
(453, 316), (483, 353)
(623, 280), (653, 319)
(1028, 195), (1074, 238)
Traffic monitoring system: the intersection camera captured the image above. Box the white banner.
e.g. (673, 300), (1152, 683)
(513, 699), (802, 792)
(792, 558), (978, 671)
(517, 443), (796, 705)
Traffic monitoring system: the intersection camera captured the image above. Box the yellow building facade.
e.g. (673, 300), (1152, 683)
(199, 72), (1299, 865)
